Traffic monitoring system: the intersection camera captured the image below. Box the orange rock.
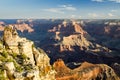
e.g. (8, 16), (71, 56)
(54, 59), (119, 80)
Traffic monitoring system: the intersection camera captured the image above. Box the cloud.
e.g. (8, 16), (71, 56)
(88, 13), (98, 18)
(70, 15), (76, 18)
(91, 0), (104, 2)
(43, 5), (77, 14)
(91, 0), (120, 3)
(109, 0), (120, 3)
(70, 15), (82, 19)
(87, 13), (117, 18)
(43, 8), (64, 14)
(108, 13), (115, 17)
(59, 5), (76, 11)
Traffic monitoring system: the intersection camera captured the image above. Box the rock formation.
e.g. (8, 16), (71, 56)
(0, 20), (34, 33)
(0, 19), (120, 80)
(0, 21), (5, 31)
(47, 20), (110, 53)
(54, 59), (120, 80)
(84, 20), (120, 51)
(0, 26), (56, 80)
(13, 23), (34, 33)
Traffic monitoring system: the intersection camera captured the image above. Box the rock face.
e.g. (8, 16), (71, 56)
(84, 20), (120, 51)
(46, 20), (110, 53)
(54, 59), (120, 80)
(0, 26), (56, 80)
(3, 25), (35, 66)
(0, 21), (5, 31)
(111, 63), (120, 77)
(0, 21), (34, 33)
(13, 23), (34, 33)
(61, 34), (91, 52)
(0, 19), (120, 80)
(104, 21), (120, 38)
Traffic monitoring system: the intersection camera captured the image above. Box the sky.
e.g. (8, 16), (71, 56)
(0, 0), (120, 19)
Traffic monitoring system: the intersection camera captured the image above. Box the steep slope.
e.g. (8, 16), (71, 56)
(83, 20), (120, 52)
(53, 59), (120, 80)
(0, 26), (56, 80)
(47, 20), (110, 53)
(0, 20), (34, 33)
(41, 20), (114, 65)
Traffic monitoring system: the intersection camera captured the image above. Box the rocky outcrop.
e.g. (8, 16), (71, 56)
(84, 20), (120, 51)
(47, 20), (110, 53)
(0, 26), (56, 80)
(0, 20), (34, 32)
(13, 23), (34, 33)
(3, 25), (35, 66)
(72, 20), (87, 35)
(60, 34), (91, 52)
(104, 25), (120, 38)
(0, 21), (5, 31)
(54, 59), (120, 80)
(111, 63), (120, 77)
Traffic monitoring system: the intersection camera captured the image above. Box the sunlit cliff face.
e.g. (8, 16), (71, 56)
(53, 59), (119, 80)
(0, 26), (56, 80)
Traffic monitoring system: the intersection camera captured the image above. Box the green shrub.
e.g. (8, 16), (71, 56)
(12, 60), (23, 72)
(21, 54), (27, 60)
(0, 41), (3, 50)
(0, 56), (7, 62)
(32, 44), (35, 48)
(16, 66), (23, 72)
(1, 50), (8, 58)
(24, 64), (33, 71)
(24, 66), (32, 71)
(7, 58), (14, 62)
(12, 53), (17, 58)
(0, 74), (6, 80)
(0, 66), (6, 80)
(0, 69), (4, 74)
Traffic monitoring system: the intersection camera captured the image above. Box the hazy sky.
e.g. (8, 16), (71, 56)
(0, 0), (120, 19)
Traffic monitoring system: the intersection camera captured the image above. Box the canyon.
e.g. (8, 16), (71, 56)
(0, 19), (120, 80)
